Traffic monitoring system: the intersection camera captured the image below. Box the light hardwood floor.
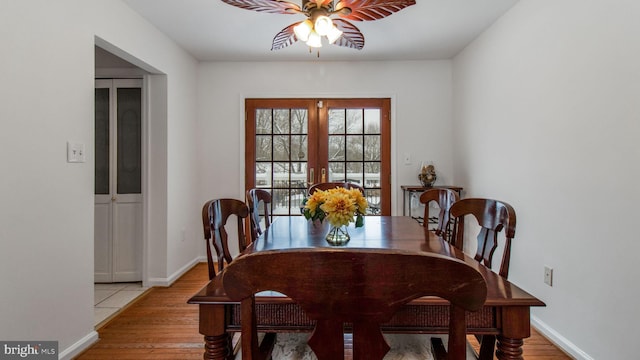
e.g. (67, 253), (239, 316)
(76, 263), (572, 360)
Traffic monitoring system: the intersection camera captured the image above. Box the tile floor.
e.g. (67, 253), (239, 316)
(94, 282), (149, 327)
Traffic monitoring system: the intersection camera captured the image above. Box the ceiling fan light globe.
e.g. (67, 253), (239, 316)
(314, 15), (333, 36)
(293, 20), (313, 42)
(326, 26), (343, 44)
(306, 31), (322, 48)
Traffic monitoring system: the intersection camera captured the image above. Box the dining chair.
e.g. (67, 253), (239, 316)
(221, 248), (487, 360)
(444, 197), (516, 360)
(308, 181), (365, 195)
(201, 198), (250, 280)
(245, 188), (272, 243)
(419, 188), (459, 243)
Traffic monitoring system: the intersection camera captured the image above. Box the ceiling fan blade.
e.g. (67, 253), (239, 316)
(220, 0), (302, 14)
(335, 0), (416, 21)
(271, 23), (299, 50)
(332, 19), (364, 50)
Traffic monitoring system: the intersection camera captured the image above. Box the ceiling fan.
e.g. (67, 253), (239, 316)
(220, 0), (416, 52)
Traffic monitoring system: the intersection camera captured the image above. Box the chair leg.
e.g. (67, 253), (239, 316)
(430, 337), (448, 360)
(477, 335), (496, 360)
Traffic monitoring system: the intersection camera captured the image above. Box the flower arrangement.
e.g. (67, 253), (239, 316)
(302, 187), (367, 228)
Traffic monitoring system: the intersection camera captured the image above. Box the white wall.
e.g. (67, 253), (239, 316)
(0, 1), (199, 357)
(197, 60), (453, 238)
(453, 1), (640, 359)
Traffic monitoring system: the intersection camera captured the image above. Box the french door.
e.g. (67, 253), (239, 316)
(245, 98), (391, 216)
(94, 79), (143, 283)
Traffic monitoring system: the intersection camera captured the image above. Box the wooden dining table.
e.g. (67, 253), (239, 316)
(188, 216), (545, 360)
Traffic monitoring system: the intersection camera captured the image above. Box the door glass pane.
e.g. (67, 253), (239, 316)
(328, 163), (345, 182)
(346, 162), (363, 185)
(273, 109), (290, 133)
(256, 109), (272, 134)
(364, 109), (380, 134)
(328, 109), (345, 134)
(346, 135), (363, 161)
(256, 163), (272, 188)
(250, 105), (309, 216)
(255, 135), (272, 161)
(95, 88), (110, 195)
(117, 88), (141, 194)
(346, 109), (363, 134)
(364, 135), (380, 161)
(328, 135), (345, 161)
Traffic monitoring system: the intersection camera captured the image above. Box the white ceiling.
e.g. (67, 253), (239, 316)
(121, 0), (520, 62)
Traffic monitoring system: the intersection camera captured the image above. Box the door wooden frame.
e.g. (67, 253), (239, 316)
(245, 98), (391, 215)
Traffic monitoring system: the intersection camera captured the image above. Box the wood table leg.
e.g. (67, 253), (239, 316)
(496, 306), (530, 360)
(200, 304), (234, 360)
(496, 335), (523, 360)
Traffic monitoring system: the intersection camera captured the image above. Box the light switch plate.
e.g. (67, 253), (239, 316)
(403, 153), (411, 165)
(67, 142), (86, 163)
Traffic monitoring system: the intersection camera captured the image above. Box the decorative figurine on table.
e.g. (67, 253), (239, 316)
(419, 164), (437, 188)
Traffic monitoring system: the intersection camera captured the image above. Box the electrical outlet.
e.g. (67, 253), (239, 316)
(544, 266), (553, 286)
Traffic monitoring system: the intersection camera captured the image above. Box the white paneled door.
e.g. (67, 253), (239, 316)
(94, 79), (143, 283)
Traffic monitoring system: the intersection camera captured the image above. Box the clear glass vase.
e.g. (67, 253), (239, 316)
(325, 224), (350, 245)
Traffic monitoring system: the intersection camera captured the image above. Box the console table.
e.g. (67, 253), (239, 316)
(400, 185), (463, 223)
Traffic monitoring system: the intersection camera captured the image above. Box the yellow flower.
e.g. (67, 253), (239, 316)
(302, 187), (368, 228)
(304, 191), (325, 217)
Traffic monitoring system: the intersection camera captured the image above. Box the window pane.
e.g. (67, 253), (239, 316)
(346, 162), (363, 185)
(272, 189), (290, 215)
(291, 162), (308, 189)
(364, 135), (380, 161)
(290, 109), (307, 134)
(346, 135), (363, 161)
(364, 109), (381, 134)
(365, 189), (381, 215)
(95, 88), (110, 195)
(328, 162), (345, 182)
(116, 88), (141, 195)
(346, 109), (363, 134)
(328, 135), (345, 161)
(256, 163), (272, 188)
(273, 162), (289, 188)
(256, 109), (272, 134)
(292, 135), (307, 161)
(328, 109), (345, 134)
(273, 135), (289, 161)
(255, 135), (272, 161)
(365, 162), (381, 188)
(273, 109), (290, 134)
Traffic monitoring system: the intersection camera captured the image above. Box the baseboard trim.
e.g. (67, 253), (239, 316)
(146, 256), (206, 287)
(531, 315), (592, 360)
(59, 330), (99, 360)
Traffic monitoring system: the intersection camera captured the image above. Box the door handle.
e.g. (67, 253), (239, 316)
(111, 196), (117, 202)
(321, 168), (326, 183)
